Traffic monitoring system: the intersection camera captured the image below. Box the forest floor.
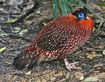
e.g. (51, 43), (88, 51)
(0, 0), (105, 82)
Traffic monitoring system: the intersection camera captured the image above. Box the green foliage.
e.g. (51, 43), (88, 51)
(14, 27), (28, 37)
(5, 19), (17, 23)
(0, 33), (8, 37)
(18, 29), (28, 37)
(52, 0), (59, 19)
(52, 0), (103, 20)
(0, 47), (6, 53)
(98, 3), (105, 6)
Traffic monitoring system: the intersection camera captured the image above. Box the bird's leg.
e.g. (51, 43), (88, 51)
(64, 58), (82, 71)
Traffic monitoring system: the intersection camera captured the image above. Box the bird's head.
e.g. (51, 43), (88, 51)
(72, 7), (88, 21)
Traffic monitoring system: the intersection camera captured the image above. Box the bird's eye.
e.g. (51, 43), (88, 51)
(78, 13), (85, 19)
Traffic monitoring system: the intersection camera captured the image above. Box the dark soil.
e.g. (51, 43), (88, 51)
(0, 0), (105, 82)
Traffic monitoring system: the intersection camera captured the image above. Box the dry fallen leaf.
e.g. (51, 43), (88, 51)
(84, 76), (98, 82)
(25, 71), (31, 75)
(80, 76), (84, 80)
(103, 50), (105, 55)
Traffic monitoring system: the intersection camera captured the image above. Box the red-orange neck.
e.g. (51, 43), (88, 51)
(78, 17), (94, 32)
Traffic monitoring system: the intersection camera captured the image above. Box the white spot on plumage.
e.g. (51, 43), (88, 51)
(46, 52), (49, 56)
(48, 53), (52, 58)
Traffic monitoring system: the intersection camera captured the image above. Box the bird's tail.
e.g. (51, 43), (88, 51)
(13, 50), (40, 70)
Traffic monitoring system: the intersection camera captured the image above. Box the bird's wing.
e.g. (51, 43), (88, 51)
(37, 14), (77, 51)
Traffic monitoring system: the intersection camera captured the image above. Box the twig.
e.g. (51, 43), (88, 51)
(0, 12), (20, 15)
(8, 33), (31, 42)
(14, 1), (40, 23)
(95, 20), (103, 37)
(91, 20), (104, 41)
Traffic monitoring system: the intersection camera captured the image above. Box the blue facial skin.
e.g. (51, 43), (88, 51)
(78, 13), (86, 20)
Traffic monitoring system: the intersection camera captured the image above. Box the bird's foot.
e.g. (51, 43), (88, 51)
(64, 58), (82, 71)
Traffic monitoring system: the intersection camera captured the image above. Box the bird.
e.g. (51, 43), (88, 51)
(13, 8), (94, 71)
